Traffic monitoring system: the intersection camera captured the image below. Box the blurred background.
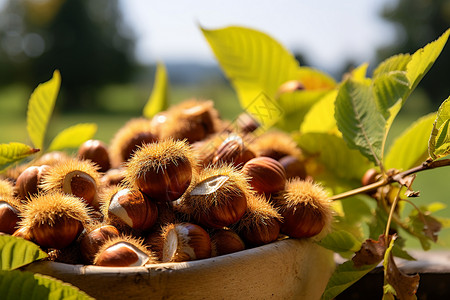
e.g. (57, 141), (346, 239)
(0, 0), (449, 247)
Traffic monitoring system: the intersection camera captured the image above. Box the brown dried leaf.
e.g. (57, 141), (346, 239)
(386, 253), (420, 300)
(423, 214), (442, 242)
(353, 234), (389, 268)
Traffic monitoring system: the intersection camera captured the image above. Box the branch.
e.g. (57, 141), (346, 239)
(330, 158), (450, 201)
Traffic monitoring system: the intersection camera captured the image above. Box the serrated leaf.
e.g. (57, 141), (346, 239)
(0, 235), (47, 271)
(429, 96), (450, 159)
(0, 270), (94, 299)
(318, 230), (362, 255)
(0, 143), (39, 171)
(47, 123), (97, 151)
(385, 113), (436, 170)
(373, 54), (411, 78)
(300, 90), (338, 134)
(296, 132), (373, 181)
(143, 62), (169, 119)
(202, 26), (299, 109)
(27, 70), (61, 150)
(373, 71), (410, 120)
(335, 79), (385, 165)
(321, 260), (378, 300)
(406, 29), (450, 92)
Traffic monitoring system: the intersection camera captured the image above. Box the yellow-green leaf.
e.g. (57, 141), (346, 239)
(297, 66), (336, 90)
(349, 62), (369, 82)
(48, 123), (97, 151)
(26, 70), (61, 150)
(407, 29), (450, 92)
(301, 90), (339, 135)
(373, 54), (411, 79)
(201, 25), (299, 108)
(0, 235), (47, 271)
(429, 96), (450, 159)
(143, 62), (169, 119)
(385, 113), (436, 170)
(0, 143), (39, 171)
(0, 270), (94, 299)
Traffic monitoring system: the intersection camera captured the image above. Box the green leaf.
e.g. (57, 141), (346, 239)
(300, 90), (338, 134)
(373, 54), (411, 79)
(321, 260), (378, 300)
(429, 96), (450, 159)
(201, 26), (299, 109)
(406, 29), (450, 92)
(26, 70), (61, 150)
(0, 270), (94, 299)
(385, 113), (436, 170)
(0, 235), (47, 271)
(47, 123), (97, 152)
(143, 62), (169, 119)
(335, 79), (385, 165)
(318, 230), (362, 255)
(277, 90), (329, 131)
(373, 71), (410, 120)
(0, 143), (39, 171)
(297, 132), (373, 181)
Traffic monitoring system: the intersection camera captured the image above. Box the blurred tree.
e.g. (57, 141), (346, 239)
(0, 0), (137, 111)
(376, 0), (450, 108)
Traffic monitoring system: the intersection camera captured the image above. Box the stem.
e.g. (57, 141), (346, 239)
(330, 179), (388, 201)
(331, 158), (450, 201)
(384, 187), (402, 244)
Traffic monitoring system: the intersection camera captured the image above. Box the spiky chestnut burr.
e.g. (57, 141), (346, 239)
(181, 164), (250, 228)
(18, 191), (92, 249)
(242, 157), (287, 196)
(160, 222), (211, 262)
(0, 179), (21, 234)
(78, 139), (111, 172)
(234, 194), (282, 246)
(40, 158), (101, 209)
(79, 224), (120, 264)
(100, 185), (158, 232)
(210, 228), (245, 256)
(93, 235), (154, 267)
(252, 130), (302, 160)
(109, 118), (158, 168)
(274, 178), (332, 239)
(158, 99), (220, 143)
(15, 165), (51, 201)
(124, 139), (195, 203)
(212, 134), (256, 168)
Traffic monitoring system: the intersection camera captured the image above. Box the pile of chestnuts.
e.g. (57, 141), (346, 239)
(0, 99), (333, 267)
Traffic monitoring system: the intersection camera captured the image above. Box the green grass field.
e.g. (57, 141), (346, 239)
(1, 83), (449, 249)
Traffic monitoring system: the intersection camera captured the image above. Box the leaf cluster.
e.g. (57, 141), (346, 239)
(202, 25), (450, 299)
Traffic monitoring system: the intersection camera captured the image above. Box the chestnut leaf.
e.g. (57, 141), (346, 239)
(352, 234), (389, 268)
(0, 270), (93, 299)
(26, 70), (60, 151)
(143, 62), (169, 119)
(296, 132), (372, 182)
(383, 238), (420, 300)
(0, 142), (39, 171)
(429, 96), (450, 159)
(47, 123), (97, 152)
(0, 235), (47, 271)
(385, 113), (436, 170)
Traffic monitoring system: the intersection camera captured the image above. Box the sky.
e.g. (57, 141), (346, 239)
(119, 0), (398, 73)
